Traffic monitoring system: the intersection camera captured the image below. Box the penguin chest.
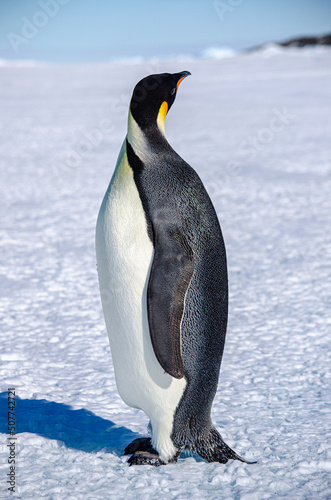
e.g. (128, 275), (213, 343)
(95, 142), (186, 417)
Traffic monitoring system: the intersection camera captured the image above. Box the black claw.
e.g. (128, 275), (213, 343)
(127, 451), (165, 467)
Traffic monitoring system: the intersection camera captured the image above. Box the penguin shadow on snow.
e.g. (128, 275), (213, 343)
(0, 392), (140, 455)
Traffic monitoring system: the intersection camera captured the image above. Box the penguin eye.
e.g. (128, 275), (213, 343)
(170, 88), (176, 96)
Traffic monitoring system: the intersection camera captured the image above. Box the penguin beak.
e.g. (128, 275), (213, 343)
(173, 71), (191, 91)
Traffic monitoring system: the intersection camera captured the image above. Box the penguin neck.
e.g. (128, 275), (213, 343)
(127, 110), (169, 163)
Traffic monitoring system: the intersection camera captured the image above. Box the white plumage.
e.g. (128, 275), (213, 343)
(96, 120), (186, 462)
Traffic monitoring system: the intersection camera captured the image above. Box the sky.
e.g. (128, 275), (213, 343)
(0, 0), (330, 62)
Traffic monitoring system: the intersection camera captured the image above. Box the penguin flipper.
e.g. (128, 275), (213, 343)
(147, 226), (194, 379)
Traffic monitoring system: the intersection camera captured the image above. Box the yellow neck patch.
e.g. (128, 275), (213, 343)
(157, 101), (168, 135)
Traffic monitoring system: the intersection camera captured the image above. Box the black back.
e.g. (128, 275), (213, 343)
(126, 123), (228, 437)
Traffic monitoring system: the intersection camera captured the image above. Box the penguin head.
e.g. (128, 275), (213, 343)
(129, 71), (191, 133)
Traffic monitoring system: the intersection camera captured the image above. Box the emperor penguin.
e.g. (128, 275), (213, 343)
(96, 71), (254, 466)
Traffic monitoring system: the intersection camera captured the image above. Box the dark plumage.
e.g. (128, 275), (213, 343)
(121, 72), (254, 465)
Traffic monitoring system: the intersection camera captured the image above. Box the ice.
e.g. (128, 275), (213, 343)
(0, 47), (331, 498)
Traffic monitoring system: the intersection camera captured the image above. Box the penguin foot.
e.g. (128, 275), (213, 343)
(124, 437), (152, 455)
(127, 450), (165, 467)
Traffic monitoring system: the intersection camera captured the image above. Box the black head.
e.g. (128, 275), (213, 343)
(129, 71), (191, 131)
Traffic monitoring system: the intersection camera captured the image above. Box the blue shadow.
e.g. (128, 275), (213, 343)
(0, 392), (140, 455)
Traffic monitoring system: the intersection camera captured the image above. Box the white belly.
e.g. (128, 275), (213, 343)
(95, 140), (186, 461)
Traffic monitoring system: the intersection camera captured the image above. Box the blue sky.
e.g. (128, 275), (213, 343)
(0, 0), (330, 62)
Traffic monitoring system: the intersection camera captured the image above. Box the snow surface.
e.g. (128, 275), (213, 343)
(0, 47), (331, 499)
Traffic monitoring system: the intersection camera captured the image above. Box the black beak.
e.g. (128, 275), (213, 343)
(173, 71), (191, 89)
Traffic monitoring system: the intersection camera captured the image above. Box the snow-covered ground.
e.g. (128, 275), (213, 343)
(0, 47), (330, 499)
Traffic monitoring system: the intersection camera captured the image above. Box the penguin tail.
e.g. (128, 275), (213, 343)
(221, 441), (257, 465)
(194, 427), (257, 465)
